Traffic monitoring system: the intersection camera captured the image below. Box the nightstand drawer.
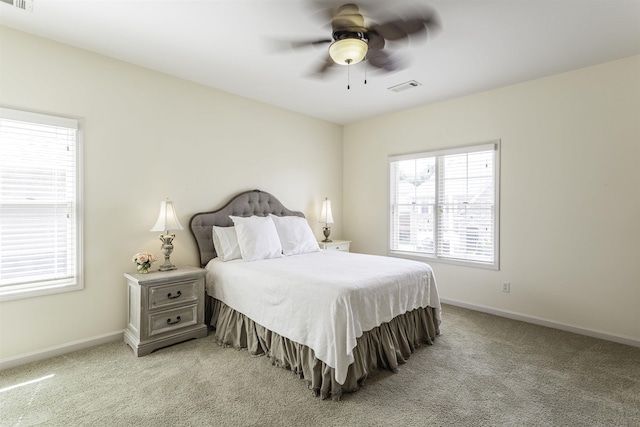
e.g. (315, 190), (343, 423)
(148, 304), (198, 337)
(149, 279), (198, 310)
(319, 240), (351, 252)
(327, 243), (348, 251)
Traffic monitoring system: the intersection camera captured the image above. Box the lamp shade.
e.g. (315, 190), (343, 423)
(329, 38), (368, 65)
(150, 199), (184, 232)
(319, 198), (334, 224)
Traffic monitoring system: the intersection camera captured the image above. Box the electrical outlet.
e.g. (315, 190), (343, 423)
(502, 281), (511, 293)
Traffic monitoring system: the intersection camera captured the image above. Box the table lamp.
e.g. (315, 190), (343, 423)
(319, 197), (334, 243)
(150, 199), (183, 271)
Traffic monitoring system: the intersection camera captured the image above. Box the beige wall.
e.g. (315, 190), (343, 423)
(1, 25), (638, 363)
(0, 27), (343, 360)
(343, 55), (640, 342)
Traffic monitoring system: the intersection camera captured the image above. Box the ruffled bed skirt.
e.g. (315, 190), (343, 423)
(205, 296), (440, 400)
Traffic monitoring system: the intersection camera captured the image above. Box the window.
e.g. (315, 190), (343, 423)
(0, 108), (83, 300)
(389, 141), (499, 269)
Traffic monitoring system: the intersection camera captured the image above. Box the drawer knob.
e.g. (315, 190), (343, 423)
(167, 291), (182, 300)
(166, 316), (181, 325)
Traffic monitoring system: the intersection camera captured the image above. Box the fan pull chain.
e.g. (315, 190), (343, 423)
(347, 60), (351, 90)
(364, 56), (367, 85)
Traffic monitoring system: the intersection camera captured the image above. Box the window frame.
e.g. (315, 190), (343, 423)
(388, 140), (500, 270)
(0, 107), (84, 301)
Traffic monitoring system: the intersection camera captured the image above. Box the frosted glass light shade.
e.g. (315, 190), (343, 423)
(319, 198), (334, 225)
(150, 199), (184, 232)
(329, 38), (368, 65)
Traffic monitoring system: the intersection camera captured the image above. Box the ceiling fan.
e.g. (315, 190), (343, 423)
(287, 3), (441, 85)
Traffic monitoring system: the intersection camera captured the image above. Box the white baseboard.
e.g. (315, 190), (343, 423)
(440, 298), (640, 348)
(0, 330), (125, 371)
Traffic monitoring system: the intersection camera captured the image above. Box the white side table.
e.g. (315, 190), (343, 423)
(318, 240), (351, 252)
(124, 266), (207, 356)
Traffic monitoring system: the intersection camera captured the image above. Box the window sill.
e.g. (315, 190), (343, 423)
(388, 250), (499, 271)
(0, 282), (84, 302)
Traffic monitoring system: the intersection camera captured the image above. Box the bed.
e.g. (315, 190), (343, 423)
(189, 189), (441, 400)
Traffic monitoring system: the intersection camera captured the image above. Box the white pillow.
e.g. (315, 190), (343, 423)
(229, 215), (284, 262)
(269, 214), (320, 256)
(212, 226), (242, 262)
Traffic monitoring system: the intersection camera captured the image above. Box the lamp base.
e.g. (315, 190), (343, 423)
(158, 233), (178, 271)
(322, 226), (332, 243)
(158, 263), (177, 271)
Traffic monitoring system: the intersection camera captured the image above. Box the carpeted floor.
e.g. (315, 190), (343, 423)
(1, 304), (639, 426)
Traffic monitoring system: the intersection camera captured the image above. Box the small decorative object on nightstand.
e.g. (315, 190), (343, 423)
(131, 251), (158, 274)
(124, 266), (207, 356)
(318, 240), (351, 252)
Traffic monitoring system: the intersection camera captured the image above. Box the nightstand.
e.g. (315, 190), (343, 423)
(318, 240), (351, 252)
(124, 266), (207, 356)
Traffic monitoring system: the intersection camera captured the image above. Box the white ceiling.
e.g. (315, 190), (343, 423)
(1, 0), (639, 124)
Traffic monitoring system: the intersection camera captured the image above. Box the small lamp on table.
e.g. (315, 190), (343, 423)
(150, 199), (184, 271)
(319, 197), (334, 243)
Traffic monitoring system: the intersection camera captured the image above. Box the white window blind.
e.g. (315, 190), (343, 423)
(389, 142), (499, 269)
(0, 108), (83, 300)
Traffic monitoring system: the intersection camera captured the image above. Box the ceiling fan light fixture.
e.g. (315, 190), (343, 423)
(329, 38), (368, 65)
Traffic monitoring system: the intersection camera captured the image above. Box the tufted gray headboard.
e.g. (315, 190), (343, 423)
(189, 189), (305, 267)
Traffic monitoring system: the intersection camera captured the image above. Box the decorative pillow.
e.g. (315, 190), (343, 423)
(229, 215), (283, 262)
(212, 226), (242, 262)
(269, 214), (320, 256)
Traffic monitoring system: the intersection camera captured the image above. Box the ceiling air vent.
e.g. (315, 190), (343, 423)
(388, 80), (422, 93)
(0, 0), (33, 11)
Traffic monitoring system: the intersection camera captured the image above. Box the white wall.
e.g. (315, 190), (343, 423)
(0, 27), (343, 360)
(343, 56), (640, 342)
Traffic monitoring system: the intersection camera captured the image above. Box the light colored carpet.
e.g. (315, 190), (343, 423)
(1, 304), (639, 426)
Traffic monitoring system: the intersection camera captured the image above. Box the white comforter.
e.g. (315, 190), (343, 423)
(205, 250), (440, 385)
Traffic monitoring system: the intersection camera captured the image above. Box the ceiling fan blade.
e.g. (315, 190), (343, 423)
(309, 54), (336, 76)
(306, 0), (340, 24)
(290, 39), (332, 50)
(366, 49), (398, 72)
(370, 7), (441, 41)
(265, 37), (331, 54)
(424, 13), (442, 34)
(370, 18), (426, 41)
(367, 32), (386, 50)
